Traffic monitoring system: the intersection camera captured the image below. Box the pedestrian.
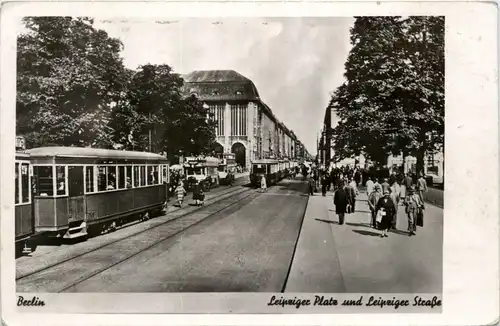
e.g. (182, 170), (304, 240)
(192, 181), (201, 206)
(334, 181), (349, 225)
(373, 177), (381, 191)
(375, 189), (396, 238)
(348, 178), (359, 213)
(381, 178), (391, 194)
(368, 184), (382, 228)
(366, 176), (374, 196)
(321, 174), (328, 196)
(403, 173), (413, 198)
(416, 173), (428, 208)
(354, 170), (361, 186)
(308, 177), (315, 195)
(390, 181), (401, 229)
(175, 181), (187, 208)
(198, 181), (205, 206)
(260, 174), (267, 193)
(404, 186), (423, 236)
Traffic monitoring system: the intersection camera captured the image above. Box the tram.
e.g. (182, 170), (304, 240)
(250, 159), (279, 188)
(15, 152), (36, 256)
(218, 153), (236, 185)
(27, 146), (169, 239)
(183, 156), (219, 191)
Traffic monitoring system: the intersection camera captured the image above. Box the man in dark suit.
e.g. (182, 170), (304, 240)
(404, 173), (413, 197)
(344, 179), (356, 214)
(334, 181), (349, 225)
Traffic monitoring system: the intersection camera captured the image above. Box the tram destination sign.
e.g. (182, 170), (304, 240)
(16, 136), (26, 150)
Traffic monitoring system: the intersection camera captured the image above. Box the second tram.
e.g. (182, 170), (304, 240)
(250, 159), (279, 188)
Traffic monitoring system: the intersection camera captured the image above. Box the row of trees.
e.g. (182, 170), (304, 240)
(329, 16), (444, 173)
(17, 17), (216, 161)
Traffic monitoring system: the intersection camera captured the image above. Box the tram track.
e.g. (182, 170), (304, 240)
(17, 187), (258, 292)
(16, 183), (252, 283)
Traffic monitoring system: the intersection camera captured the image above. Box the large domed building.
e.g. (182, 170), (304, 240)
(182, 70), (304, 168)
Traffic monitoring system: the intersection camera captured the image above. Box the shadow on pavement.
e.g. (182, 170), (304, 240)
(315, 218), (339, 225)
(346, 222), (372, 228)
(390, 229), (411, 236)
(352, 230), (381, 237)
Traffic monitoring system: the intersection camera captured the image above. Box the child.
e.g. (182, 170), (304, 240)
(175, 182), (187, 208)
(198, 181), (205, 206)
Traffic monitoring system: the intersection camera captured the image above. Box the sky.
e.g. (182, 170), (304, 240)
(92, 17), (354, 154)
(17, 17), (349, 154)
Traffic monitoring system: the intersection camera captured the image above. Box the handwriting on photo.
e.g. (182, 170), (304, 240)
(267, 295), (442, 309)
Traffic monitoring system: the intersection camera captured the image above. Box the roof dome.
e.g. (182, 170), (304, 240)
(182, 70), (260, 101)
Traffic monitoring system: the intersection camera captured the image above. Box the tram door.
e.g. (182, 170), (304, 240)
(68, 166), (86, 223)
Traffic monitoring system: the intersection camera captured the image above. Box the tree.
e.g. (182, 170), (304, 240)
(17, 17), (129, 148)
(330, 16), (444, 172)
(110, 64), (216, 159)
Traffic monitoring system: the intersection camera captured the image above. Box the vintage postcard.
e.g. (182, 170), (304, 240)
(1, 1), (498, 325)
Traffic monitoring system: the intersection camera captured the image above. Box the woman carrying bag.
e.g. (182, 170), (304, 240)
(375, 189), (396, 238)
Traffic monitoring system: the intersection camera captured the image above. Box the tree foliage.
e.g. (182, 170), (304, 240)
(17, 17), (217, 160)
(17, 17), (128, 148)
(331, 16), (444, 171)
(109, 64), (217, 160)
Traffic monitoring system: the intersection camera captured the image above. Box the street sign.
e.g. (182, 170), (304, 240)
(16, 136), (26, 150)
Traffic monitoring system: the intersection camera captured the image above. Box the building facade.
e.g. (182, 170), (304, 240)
(182, 70), (303, 168)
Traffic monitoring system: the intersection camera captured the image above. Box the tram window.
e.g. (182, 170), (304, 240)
(85, 166), (95, 193)
(147, 166), (153, 185)
(107, 166), (116, 190)
(253, 164), (266, 173)
(97, 166), (107, 192)
(162, 165), (169, 184)
(152, 166), (159, 185)
(21, 163), (30, 203)
(15, 163), (19, 204)
(133, 166), (140, 187)
(56, 166), (66, 196)
(126, 166), (133, 188)
(118, 166), (125, 189)
(34, 166), (53, 196)
(140, 166), (146, 186)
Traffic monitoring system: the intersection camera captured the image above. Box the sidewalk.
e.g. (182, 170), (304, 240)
(285, 188), (443, 293)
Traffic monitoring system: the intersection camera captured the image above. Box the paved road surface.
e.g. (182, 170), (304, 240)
(63, 179), (308, 292)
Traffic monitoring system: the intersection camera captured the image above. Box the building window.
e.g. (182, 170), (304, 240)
(231, 104), (247, 136)
(209, 104), (225, 136)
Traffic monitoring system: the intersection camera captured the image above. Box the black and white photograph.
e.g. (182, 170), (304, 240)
(13, 15), (444, 295)
(1, 1), (498, 323)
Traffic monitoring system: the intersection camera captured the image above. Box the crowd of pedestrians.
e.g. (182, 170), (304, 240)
(321, 167), (429, 238)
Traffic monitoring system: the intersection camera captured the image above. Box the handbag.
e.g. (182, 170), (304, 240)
(376, 209), (384, 223)
(416, 208), (424, 227)
(346, 204), (352, 214)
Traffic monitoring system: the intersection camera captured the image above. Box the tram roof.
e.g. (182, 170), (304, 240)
(27, 147), (168, 161)
(15, 151), (30, 160)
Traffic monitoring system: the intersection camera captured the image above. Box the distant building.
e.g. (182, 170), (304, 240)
(182, 70), (303, 168)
